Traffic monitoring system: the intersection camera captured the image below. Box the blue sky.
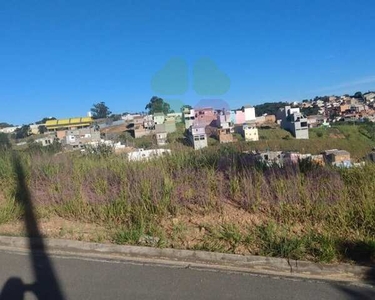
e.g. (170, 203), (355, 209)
(1, 0), (375, 124)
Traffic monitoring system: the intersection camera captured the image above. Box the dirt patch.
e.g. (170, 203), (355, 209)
(0, 217), (112, 243)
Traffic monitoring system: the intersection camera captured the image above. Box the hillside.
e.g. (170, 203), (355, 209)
(246, 125), (375, 160)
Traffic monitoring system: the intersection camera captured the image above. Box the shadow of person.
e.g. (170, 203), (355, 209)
(0, 152), (65, 300)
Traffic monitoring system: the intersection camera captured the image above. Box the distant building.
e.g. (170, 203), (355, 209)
(322, 149), (351, 167)
(216, 110), (232, 129)
(183, 108), (195, 130)
(156, 132), (168, 146)
(29, 124), (40, 135)
(0, 126), (20, 134)
(45, 117), (94, 138)
(164, 116), (177, 133)
(63, 127), (101, 150)
(167, 112), (183, 123)
(277, 106), (309, 139)
(34, 136), (56, 147)
(131, 116), (154, 138)
(241, 124), (259, 142)
(153, 112), (166, 125)
(243, 105), (256, 122)
(189, 124), (208, 150)
(217, 128), (234, 144)
(194, 108), (216, 127)
(255, 151), (283, 166)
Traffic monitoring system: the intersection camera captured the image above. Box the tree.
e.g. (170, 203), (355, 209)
(180, 105), (193, 113)
(14, 125), (30, 139)
(35, 117), (56, 125)
(0, 122), (14, 129)
(254, 102), (288, 116)
(353, 91), (363, 100)
(145, 96), (171, 115)
(0, 133), (11, 151)
(38, 125), (47, 134)
(91, 102), (112, 119)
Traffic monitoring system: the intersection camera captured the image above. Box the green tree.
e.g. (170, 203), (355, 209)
(0, 122), (14, 129)
(14, 125), (30, 139)
(35, 117), (56, 125)
(0, 133), (11, 151)
(91, 102), (112, 119)
(38, 125), (47, 134)
(145, 96), (171, 115)
(180, 104), (193, 113)
(353, 91), (363, 100)
(254, 102), (288, 116)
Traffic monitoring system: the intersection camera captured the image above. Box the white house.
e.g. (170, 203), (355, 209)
(189, 124), (208, 150)
(243, 105), (256, 122)
(0, 126), (20, 134)
(243, 124), (259, 141)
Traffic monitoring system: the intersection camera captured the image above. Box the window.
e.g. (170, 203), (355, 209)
(200, 135), (205, 140)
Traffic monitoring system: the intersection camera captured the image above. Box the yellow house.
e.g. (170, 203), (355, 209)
(45, 117), (93, 132)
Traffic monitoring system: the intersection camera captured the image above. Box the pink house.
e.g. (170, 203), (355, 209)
(235, 110), (246, 125)
(194, 108), (216, 126)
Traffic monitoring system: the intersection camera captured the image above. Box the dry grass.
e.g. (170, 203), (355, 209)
(1, 144), (375, 264)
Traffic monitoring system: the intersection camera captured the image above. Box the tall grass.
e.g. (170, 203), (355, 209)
(1, 147), (375, 263)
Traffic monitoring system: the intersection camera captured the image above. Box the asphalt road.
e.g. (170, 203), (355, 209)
(0, 250), (374, 300)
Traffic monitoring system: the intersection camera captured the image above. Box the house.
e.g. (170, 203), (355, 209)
(194, 108), (216, 127)
(339, 104), (350, 113)
(189, 124), (208, 150)
(29, 124), (40, 135)
(34, 136), (56, 147)
(164, 117), (176, 133)
(130, 116), (154, 138)
(255, 151), (283, 166)
(45, 117), (94, 139)
(243, 105), (256, 122)
(307, 115), (326, 128)
(217, 128), (234, 144)
(236, 124), (259, 141)
(322, 149), (351, 167)
(183, 108), (195, 130)
(234, 110), (246, 125)
(153, 113), (165, 125)
(216, 110), (232, 129)
(63, 127), (101, 150)
(167, 112), (183, 123)
(155, 132), (168, 146)
(364, 92), (375, 102)
(127, 148), (171, 162)
(0, 126), (20, 134)
(277, 106), (309, 139)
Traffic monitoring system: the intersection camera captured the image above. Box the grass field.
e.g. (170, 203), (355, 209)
(1, 144), (375, 265)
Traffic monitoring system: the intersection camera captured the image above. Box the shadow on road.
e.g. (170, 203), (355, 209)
(0, 152), (65, 300)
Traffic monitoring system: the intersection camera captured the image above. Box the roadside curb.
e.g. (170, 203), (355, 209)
(0, 236), (373, 284)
